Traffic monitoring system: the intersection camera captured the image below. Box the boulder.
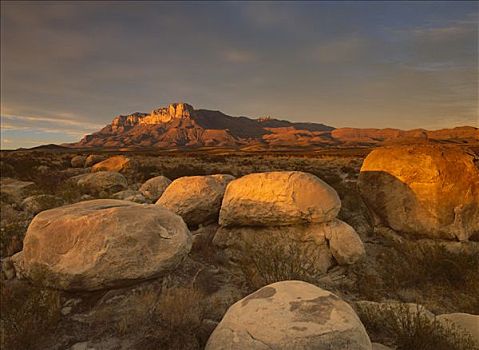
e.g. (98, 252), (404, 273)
(213, 219), (364, 269)
(219, 171), (341, 227)
(157, 174), (234, 227)
(71, 155), (86, 168)
(322, 219), (366, 265)
(214, 224), (334, 274)
(84, 154), (106, 168)
(111, 190), (147, 203)
(21, 195), (64, 215)
(92, 155), (134, 173)
(75, 171), (128, 195)
(139, 176), (171, 201)
(0, 178), (36, 205)
(206, 280), (372, 349)
(437, 313), (479, 346)
(358, 144), (479, 241)
(19, 199), (192, 290)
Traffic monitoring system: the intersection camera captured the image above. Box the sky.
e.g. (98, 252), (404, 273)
(1, 1), (478, 149)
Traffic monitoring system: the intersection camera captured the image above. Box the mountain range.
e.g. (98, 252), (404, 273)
(70, 102), (478, 150)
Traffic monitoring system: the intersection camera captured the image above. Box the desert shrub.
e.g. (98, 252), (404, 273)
(0, 222), (25, 258)
(96, 285), (212, 350)
(0, 157), (42, 180)
(54, 181), (84, 204)
(349, 240), (479, 313)
(356, 302), (478, 350)
(240, 233), (326, 291)
(0, 281), (61, 350)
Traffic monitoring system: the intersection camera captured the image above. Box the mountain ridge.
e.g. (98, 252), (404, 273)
(69, 102), (478, 149)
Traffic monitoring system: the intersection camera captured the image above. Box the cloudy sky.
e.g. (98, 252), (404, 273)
(1, 1), (477, 149)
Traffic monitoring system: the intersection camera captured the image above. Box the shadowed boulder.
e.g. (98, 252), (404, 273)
(73, 171), (128, 195)
(139, 175), (172, 201)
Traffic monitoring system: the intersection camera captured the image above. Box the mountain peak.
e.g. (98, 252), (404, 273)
(150, 102), (194, 122)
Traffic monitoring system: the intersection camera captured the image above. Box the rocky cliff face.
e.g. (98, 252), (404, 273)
(72, 102), (478, 149)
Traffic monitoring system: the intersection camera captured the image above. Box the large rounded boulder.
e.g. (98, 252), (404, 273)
(20, 199), (191, 290)
(358, 144), (479, 241)
(206, 280), (372, 350)
(219, 171), (341, 227)
(75, 171), (128, 195)
(92, 155), (134, 173)
(157, 174), (234, 227)
(139, 175), (172, 202)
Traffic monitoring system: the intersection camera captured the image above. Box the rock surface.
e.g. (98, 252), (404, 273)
(358, 144), (479, 241)
(157, 174), (234, 227)
(323, 219), (366, 265)
(214, 218), (364, 268)
(437, 313), (479, 345)
(0, 178), (36, 205)
(206, 280), (372, 349)
(71, 155), (86, 168)
(20, 199), (191, 290)
(84, 154), (106, 168)
(219, 171), (341, 227)
(75, 171), (128, 195)
(92, 155), (134, 173)
(21, 194), (64, 215)
(139, 175), (171, 201)
(110, 190), (147, 203)
(214, 224), (335, 273)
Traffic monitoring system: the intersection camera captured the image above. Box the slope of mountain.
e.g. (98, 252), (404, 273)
(70, 102), (478, 149)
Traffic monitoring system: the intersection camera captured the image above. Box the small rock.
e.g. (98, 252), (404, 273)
(139, 175), (171, 202)
(71, 155), (87, 168)
(84, 154), (106, 168)
(61, 306), (73, 315)
(21, 194), (64, 214)
(92, 155), (134, 173)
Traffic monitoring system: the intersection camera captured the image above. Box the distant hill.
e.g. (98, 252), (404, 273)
(66, 102), (478, 150)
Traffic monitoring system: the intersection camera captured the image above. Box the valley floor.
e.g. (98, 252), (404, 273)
(1, 148), (478, 350)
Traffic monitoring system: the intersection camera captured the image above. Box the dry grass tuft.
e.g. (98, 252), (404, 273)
(0, 280), (61, 350)
(348, 239), (479, 314)
(239, 232), (327, 291)
(357, 302), (478, 350)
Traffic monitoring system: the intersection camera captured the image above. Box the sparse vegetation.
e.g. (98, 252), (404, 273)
(240, 232), (327, 291)
(0, 280), (61, 350)
(357, 302), (478, 350)
(349, 239), (479, 314)
(95, 285), (214, 350)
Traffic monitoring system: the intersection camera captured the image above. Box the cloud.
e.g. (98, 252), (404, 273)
(310, 35), (371, 64)
(1, 2), (477, 148)
(1, 113), (104, 137)
(221, 49), (258, 63)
